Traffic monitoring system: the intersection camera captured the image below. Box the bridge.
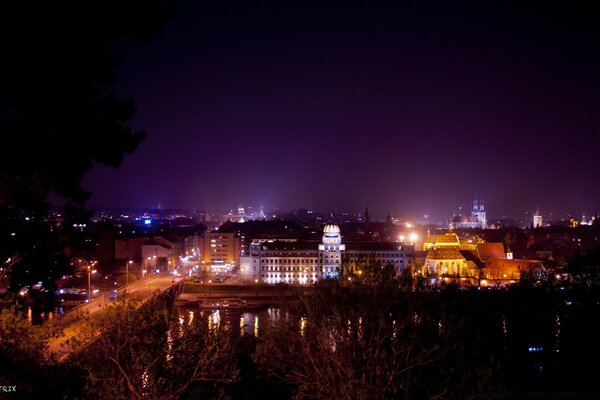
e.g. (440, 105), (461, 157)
(45, 273), (184, 362)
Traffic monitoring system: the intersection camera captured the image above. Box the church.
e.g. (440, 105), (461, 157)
(450, 198), (487, 229)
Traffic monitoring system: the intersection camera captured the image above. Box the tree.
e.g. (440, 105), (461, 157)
(0, 296), (50, 397)
(78, 294), (238, 399)
(0, 0), (173, 293)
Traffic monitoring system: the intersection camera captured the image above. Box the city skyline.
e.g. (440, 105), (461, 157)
(85, 201), (595, 227)
(81, 1), (600, 220)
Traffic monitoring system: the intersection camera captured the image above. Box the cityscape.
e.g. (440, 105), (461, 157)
(2, 0), (600, 399)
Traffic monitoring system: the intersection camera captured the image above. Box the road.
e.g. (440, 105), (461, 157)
(46, 273), (182, 362)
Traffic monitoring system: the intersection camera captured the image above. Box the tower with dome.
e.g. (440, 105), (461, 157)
(318, 224), (346, 278)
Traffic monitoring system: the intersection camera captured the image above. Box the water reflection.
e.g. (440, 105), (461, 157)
(554, 314), (561, 353)
(166, 329), (173, 362)
(179, 307), (290, 337)
(208, 310), (221, 330)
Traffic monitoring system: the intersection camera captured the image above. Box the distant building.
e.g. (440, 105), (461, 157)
(533, 208), (542, 228)
(450, 198), (487, 229)
(141, 244), (171, 274)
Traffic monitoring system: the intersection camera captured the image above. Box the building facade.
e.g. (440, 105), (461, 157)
(318, 224), (345, 279)
(240, 224), (413, 285)
(199, 232), (240, 272)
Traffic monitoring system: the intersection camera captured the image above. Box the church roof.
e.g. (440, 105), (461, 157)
(460, 250), (485, 268)
(476, 243), (505, 260)
(452, 214), (475, 223)
(424, 232), (460, 244)
(426, 246), (465, 260)
(485, 257), (544, 271)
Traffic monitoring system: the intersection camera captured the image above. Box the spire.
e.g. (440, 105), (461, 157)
(364, 207), (370, 224)
(505, 245), (513, 260)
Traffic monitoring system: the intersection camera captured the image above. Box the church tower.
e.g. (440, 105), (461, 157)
(471, 197), (487, 229)
(505, 245), (513, 260)
(533, 208), (542, 228)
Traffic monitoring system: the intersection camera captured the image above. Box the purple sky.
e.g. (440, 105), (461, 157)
(82, 1), (600, 220)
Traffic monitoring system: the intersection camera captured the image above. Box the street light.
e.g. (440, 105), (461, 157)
(126, 260), (133, 286)
(87, 266), (91, 302)
(87, 261), (97, 302)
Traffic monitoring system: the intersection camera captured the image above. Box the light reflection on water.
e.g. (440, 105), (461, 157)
(166, 329), (173, 362)
(554, 314), (561, 353)
(180, 307), (285, 337)
(178, 306), (566, 367)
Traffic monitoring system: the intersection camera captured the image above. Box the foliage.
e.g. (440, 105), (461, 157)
(0, 296), (53, 397)
(0, 1), (173, 208)
(78, 294), (238, 399)
(565, 247), (600, 288)
(255, 278), (502, 399)
(0, 0), (173, 299)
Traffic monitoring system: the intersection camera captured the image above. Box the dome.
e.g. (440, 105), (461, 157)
(323, 224), (341, 235)
(452, 215), (470, 223)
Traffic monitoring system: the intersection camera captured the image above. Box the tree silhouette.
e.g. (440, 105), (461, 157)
(0, 1), (173, 292)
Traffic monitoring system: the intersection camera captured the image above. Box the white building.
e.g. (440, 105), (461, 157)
(240, 224), (412, 285)
(318, 224), (345, 279)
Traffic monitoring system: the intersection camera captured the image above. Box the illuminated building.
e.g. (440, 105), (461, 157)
(344, 243), (414, 276)
(199, 232), (240, 272)
(422, 231), (460, 251)
(423, 247), (469, 278)
(533, 208), (542, 228)
(240, 224), (412, 285)
(318, 224), (345, 278)
(462, 243), (546, 285)
(240, 241), (320, 285)
(450, 198), (487, 229)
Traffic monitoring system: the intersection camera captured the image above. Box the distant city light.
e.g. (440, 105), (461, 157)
(144, 219), (152, 225)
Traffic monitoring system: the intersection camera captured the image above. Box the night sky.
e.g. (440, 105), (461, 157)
(82, 0), (600, 220)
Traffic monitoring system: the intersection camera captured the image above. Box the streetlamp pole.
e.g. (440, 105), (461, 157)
(87, 266), (91, 302)
(126, 260), (133, 287)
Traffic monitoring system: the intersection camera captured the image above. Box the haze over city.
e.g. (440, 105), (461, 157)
(5, 1), (600, 398)
(81, 0), (600, 219)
